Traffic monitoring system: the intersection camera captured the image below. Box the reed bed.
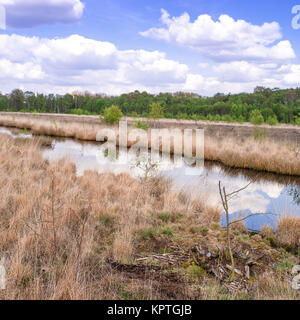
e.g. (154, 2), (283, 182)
(205, 136), (300, 176)
(0, 113), (299, 176)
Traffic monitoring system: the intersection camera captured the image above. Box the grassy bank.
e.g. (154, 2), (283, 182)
(0, 113), (299, 176)
(0, 134), (299, 300)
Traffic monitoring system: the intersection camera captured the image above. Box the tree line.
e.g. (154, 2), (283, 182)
(1, 86), (300, 125)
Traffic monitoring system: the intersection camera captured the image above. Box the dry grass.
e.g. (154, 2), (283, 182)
(0, 135), (208, 299)
(205, 136), (300, 176)
(0, 134), (299, 300)
(277, 217), (300, 248)
(253, 273), (299, 300)
(0, 113), (299, 175)
(200, 273), (299, 300)
(261, 225), (275, 239)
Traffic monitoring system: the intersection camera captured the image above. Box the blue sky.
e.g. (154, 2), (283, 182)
(0, 0), (300, 95)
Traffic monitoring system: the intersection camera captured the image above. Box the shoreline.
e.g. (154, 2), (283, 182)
(0, 112), (299, 176)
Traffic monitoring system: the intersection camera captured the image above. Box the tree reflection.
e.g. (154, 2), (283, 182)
(289, 185), (300, 206)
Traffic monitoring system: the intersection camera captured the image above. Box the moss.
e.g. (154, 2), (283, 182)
(187, 264), (207, 281)
(158, 248), (171, 254)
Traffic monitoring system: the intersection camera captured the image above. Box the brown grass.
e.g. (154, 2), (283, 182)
(276, 217), (300, 248)
(0, 134), (299, 300)
(261, 225), (275, 239)
(0, 113), (299, 175)
(205, 136), (300, 176)
(0, 135), (206, 299)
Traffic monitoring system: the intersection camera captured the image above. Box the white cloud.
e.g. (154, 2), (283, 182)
(0, 29), (299, 95)
(1, 0), (84, 28)
(0, 59), (44, 80)
(214, 61), (269, 82)
(139, 10), (300, 95)
(140, 9), (296, 63)
(0, 33), (190, 94)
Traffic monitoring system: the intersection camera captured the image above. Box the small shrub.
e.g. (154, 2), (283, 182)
(221, 114), (233, 122)
(267, 115), (278, 125)
(249, 110), (264, 125)
(191, 114), (200, 121)
(237, 115), (245, 123)
(129, 111), (138, 118)
(103, 105), (123, 124)
(134, 120), (148, 131)
(150, 102), (164, 119)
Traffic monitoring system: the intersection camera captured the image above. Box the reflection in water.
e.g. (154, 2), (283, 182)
(42, 138), (300, 231)
(0, 127), (32, 139)
(288, 186), (300, 206)
(1, 127), (299, 231)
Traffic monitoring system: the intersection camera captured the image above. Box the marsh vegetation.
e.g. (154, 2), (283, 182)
(0, 133), (299, 300)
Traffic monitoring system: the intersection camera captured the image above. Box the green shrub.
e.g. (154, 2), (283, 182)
(221, 114), (233, 122)
(237, 115), (245, 123)
(214, 114), (221, 121)
(103, 105), (123, 124)
(191, 114), (200, 121)
(134, 120), (148, 131)
(249, 109), (264, 125)
(149, 102), (164, 119)
(267, 115), (278, 125)
(70, 108), (90, 115)
(177, 113), (188, 119)
(129, 111), (138, 118)
(141, 112), (149, 118)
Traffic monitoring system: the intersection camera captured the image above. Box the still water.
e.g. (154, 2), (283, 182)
(1, 127), (299, 231)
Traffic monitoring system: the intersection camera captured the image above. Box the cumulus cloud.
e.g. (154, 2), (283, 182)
(1, 0), (84, 28)
(0, 59), (44, 80)
(140, 9), (295, 63)
(0, 30), (299, 95)
(139, 9), (300, 94)
(0, 33), (190, 94)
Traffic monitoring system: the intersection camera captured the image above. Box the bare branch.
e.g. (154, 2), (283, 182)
(226, 181), (252, 198)
(228, 212), (277, 227)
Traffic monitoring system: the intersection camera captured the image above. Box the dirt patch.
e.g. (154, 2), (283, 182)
(108, 260), (199, 299)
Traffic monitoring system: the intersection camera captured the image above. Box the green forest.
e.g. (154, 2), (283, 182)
(1, 86), (300, 125)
